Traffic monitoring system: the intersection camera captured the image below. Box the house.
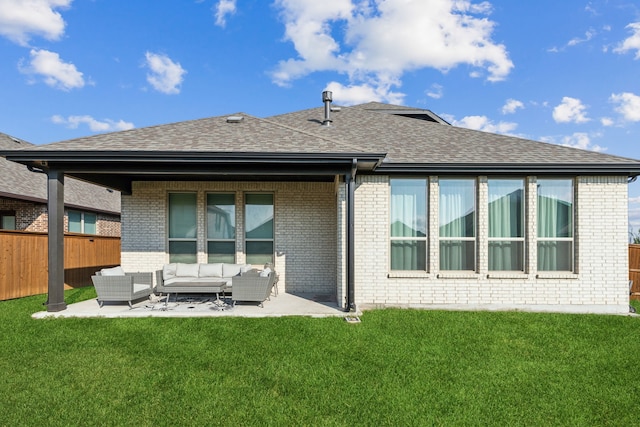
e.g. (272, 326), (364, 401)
(0, 133), (121, 236)
(2, 95), (640, 314)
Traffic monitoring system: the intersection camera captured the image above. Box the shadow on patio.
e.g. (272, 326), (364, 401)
(32, 292), (354, 319)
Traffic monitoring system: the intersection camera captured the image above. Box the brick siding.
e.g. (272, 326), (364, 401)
(353, 175), (630, 314)
(121, 181), (337, 295)
(0, 197), (120, 236)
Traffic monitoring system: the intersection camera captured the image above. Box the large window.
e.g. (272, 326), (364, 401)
(439, 179), (476, 271)
(207, 193), (236, 263)
(390, 179), (427, 270)
(68, 210), (97, 234)
(537, 179), (573, 271)
(488, 179), (524, 271)
(168, 193), (197, 263)
(245, 193), (274, 265)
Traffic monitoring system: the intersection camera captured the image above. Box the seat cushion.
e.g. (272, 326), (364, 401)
(163, 263), (177, 280)
(101, 266), (125, 276)
(176, 263), (199, 278)
(199, 263), (223, 278)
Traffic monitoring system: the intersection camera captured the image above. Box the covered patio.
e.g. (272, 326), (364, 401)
(31, 291), (354, 319)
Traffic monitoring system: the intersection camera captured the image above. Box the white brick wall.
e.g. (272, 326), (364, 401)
(120, 175), (630, 314)
(121, 181), (337, 295)
(353, 175), (630, 314)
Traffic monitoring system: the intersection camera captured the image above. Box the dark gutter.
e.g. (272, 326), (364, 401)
(375, 163), (640, 176)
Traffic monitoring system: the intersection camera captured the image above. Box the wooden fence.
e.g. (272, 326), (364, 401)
(630, 244), (640, 301)
(0, 230), (120, 301)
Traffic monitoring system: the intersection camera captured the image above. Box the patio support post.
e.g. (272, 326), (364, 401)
(46, 168), (66, 312)
(345, 159), (357, 312)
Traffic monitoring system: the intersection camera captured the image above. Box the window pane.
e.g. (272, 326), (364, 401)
(538, 241), (573, 271)
(391, 240), (426, 270)
(390, 179), (427, 237)
(84, 213), (97, 234)
(489, 179), (523, 238)
(245, 194), (273, 239)
(207, 241), (235, 264)
(207, 193), (235, 239)
(246, 241), (273, 265)
(169, 193), (197, 238)
(68, 211), (82, 233)
(439, 179), (475, 238)
(1, 215), (16, 230)
(169, 241), (197, 263)
(440, 240), (475, 270)
(538, 180), (572, 238)
(489, 241), (524, 271)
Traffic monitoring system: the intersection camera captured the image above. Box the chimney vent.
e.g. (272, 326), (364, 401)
(322, 91), (332, 126)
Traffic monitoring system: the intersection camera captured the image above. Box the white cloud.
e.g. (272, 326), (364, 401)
(214, 0), (237, 27)
(426, 83), (444, 99)
(325, 80), (405, 105)
(552, 97), (590, 123)
(610, 92), (640, 122)
(451, 115), (518, 134)
(272, 0), (513, 103)
(558, 132), (605, 152)
(19, 49), (84, 90)
(144, 52), (187, 94)
(601, 117), (614, 126)
(0, 0), (71, 46)
(51, 115), (134, 132)
(567, 29), (596, 47)
(501, 98), (524, 114)
(614, 22), (640, 59)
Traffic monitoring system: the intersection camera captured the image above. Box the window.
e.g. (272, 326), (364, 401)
(207, 193), (236, 263)
(439, 179), (476, 271)
(537, 179), (573, 271)
(168, 193), (197, 263)
(68, 210), (97, 234)
(245, 193), (274, 265)
(390, 179), (427, 270)
(0, 210), (16, 230)
(488, 179), (524, 271)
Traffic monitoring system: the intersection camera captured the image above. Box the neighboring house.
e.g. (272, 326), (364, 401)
(0, 133), (121, 236)
(2, 95), (640, 314)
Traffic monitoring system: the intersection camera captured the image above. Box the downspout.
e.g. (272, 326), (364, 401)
(345, 158), (357, 312)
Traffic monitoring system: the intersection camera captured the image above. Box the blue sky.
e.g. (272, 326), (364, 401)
(1, 0), (640, 229)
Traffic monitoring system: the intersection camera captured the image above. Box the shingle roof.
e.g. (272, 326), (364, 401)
(268, 103), (640, 165)
(0, 133), (121, 214)
(2, 102), (640, 177)
(22, 114), (361, 154)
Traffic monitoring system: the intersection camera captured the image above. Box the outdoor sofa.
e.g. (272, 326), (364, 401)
(91, 266), (154, 308)
(155, 262), (252, 295)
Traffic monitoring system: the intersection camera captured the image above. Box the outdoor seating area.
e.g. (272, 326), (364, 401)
(74, 263), (342, 318)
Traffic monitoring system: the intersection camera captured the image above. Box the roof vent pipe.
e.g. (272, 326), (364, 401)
(322, 91), (333, 126)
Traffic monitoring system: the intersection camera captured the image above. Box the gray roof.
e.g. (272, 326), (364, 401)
(0, 133), (120, 214)
(268, 102), (640, 165)
(1, 102), (639, 189)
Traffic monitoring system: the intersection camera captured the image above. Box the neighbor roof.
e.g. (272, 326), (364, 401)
(0, 133), (121, 215)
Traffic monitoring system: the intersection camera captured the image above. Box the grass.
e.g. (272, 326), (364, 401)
(1, 288), (639, 426)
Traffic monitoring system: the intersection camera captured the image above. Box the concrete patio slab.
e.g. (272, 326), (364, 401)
(31, 292), (355, 319)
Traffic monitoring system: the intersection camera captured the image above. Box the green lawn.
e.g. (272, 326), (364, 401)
(1, 288), (639, 426)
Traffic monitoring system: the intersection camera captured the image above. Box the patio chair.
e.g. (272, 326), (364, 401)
(91, 266), (153, 308)
(231, 269), (276, 308)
